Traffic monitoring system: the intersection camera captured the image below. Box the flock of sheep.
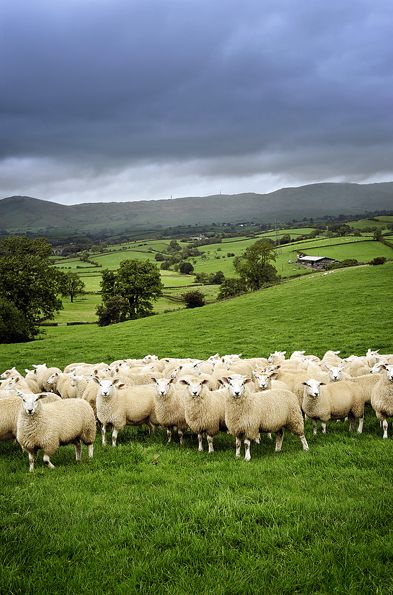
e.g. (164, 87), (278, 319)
(1, 348), (393, 471)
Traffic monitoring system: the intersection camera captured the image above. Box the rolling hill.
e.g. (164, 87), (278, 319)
(1, 181), (392, 235)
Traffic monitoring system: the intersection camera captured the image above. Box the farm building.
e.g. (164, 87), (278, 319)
(297, 254), (336, 269)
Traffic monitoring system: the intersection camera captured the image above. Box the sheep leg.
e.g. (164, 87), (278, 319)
(357, 417), (364, 434)
(267, 433), (272, 440)
(112, 428), (118, 447)
(244, 439), (251, 461)
(348, 415), (355, 432)
(88, 444), (94, 458)
(197, 433), (203, 452)
(254, 432), (260, 445)
(275, 429), (284, 452)
(43, 454), (55, 469)
(178, 429), (184, 445)
(300, 434), (309, 451)
(166, 428), (172, 443)
(235, 437), (241, 458)
(28, 452), (36, 473)
(207, 434), (214, 454)
(74, 440), (82, 462)
(321, 422), (327, 434)
(382, 419), (388, 439)
(101, 424), (107, 446)
(312, 419), (318, 435)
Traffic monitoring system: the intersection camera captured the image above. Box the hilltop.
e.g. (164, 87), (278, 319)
(1, 181), (392, 236)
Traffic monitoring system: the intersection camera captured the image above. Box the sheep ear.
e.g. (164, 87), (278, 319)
(320, 382), (326, 386)
(113, 378), (120, 385)
(179, 379), (189, 386)
(220, 377), (230, 385)
(14, 377), (20, 384)
(302, 381), (309, 386)
(24, 369), (31, 374)
(92, 376), (100, 384)
(168, 377), (175, 384)
(36, 393), (46, 401)
(201, 379), (209, 385)
(244, 378), (253, 384)
(16, 390), (25, 398)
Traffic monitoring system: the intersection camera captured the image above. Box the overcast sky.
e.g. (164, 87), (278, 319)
(1, 0), (393, 204)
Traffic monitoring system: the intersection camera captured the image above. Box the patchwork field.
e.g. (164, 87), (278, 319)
(1, 263), (393, 594)
(53, 230), (393, 324)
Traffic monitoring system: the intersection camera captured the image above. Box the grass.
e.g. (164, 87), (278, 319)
(1, 262), (393, 593)
(1, 416), (392, 594)
(1, 262), (392, 369)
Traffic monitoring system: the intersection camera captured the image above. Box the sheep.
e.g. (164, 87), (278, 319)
(371, 364), (393, 439)
(152, 377), (188, 444)
(323, 365), (351, 382)
(16, 392), (96, 472)
(0, 392), (62, 443)
(252, 370), (288, 392)
(302, 379), (365, 434)
(46, 371), (79, 398)
(348, 373), (381, 405)
(321, 350), (342, 367)
(24, 364), (62, 392)
(222, 375), (308, 461)
(179, 378), (227, 453)
(94, 378), (158, 446)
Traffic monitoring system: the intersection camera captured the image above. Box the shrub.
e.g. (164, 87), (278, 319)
(369, 257), (387, 265)
(217, 278), (248, 300)
(182, 290), (205, 308)
(179, 261), (194, 275)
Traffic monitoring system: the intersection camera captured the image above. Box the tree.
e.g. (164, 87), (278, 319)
(182, 290), (205, 308)
(234, 239), (279, 291)
(59, 272), (85, 302)
(0, 297), (31, 344)
(0, 237), (63, 342)
(179, 261), (194, 274)
(373, 229), (383, 241)
(217, 278), (247, 300)
(97, 260), (163, 325)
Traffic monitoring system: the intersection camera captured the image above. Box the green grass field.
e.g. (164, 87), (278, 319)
(1, 263), (393, 594)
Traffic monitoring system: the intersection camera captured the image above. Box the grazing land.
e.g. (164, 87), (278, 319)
(0, 262), (393, 594)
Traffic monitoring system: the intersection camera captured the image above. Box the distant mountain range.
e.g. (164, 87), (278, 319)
(1, 182), (392, 237)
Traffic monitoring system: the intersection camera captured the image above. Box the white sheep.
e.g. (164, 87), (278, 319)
(16, 392), (95, 471)
(179, 378), (227, 453)
(222, 375), (308, 461)
(94, 378), (158, 446)
(302, 379), (365, 434)
(0, 392), (61, 443)
(371, 364), (393, 438)
(152, 377), (188, 444)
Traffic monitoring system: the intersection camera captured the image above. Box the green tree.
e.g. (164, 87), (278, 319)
(59, 272), (85, 303)
(97, 260), (163, 325)
(183, 290), (205, 308)
(373, 229), (383, 241)
(179, 261), (194, 274)
(0, 237), (63, 342)
(217, 278), (247, 300)
(234, 239), (279, 291)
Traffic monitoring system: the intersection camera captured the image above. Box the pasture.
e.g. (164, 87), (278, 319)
(0, 263), (393, 593)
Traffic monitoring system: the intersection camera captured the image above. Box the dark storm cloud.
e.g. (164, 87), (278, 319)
(1, 0), (393, 202)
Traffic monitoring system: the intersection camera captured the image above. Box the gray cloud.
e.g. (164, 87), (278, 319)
(1, 0), (393, 203)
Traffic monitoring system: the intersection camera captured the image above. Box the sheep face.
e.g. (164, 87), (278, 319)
(253, 373), (271, 391)
(303, 379), (325, 398)
(0, 367), (18, 379)
(153, 377), (174, 398)
(179, 378), (209, 397)
(222, 375), (253, 399)
(94, 378), (124, 397)
(327, 366), (345, 382)
(17, 391), (44, 415)
(383, 365), (393, 382)
(268, 351), (286, 363)
(46, 372), (60, 385)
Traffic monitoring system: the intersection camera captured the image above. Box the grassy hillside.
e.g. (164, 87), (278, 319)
(1, 263), (393, 594)
(2, 181), (393, 234)
(1, 262), (392, 370)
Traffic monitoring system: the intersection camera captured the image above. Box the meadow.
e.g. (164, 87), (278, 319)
(50, 227), (393, 325)
(1, 262), (393, 594)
